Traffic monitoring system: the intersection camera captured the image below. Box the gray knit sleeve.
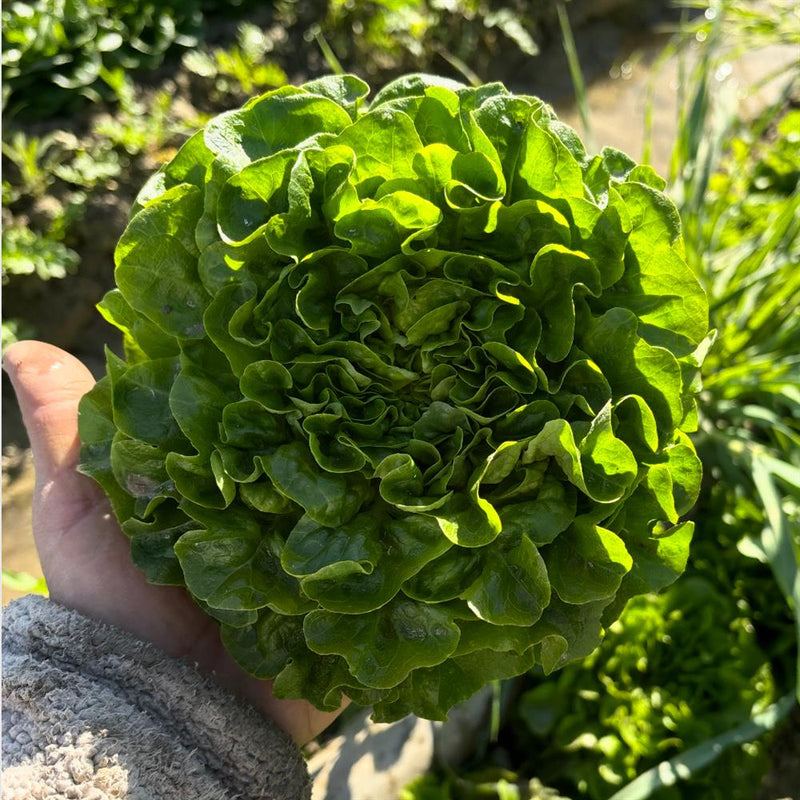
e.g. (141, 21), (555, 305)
(2, 595), (311, 800)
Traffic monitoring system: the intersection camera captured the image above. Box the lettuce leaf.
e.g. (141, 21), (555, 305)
(79, 74), (708, 722)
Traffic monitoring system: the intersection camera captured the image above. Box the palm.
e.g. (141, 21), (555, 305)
(5, 340), (343, 745)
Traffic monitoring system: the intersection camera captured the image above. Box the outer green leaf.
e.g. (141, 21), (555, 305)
(284, 511), (449, 613)
(225, 616), (391, 709)
(604, 521), (694, 624)
(461, 533), (550, 626)
(304, 597), (460, 689)
(260, 441), (370, 527)
(372, 646), (539, 722)
(477, 199), (571, 259)
(402, 546), (484, 603)
(204, 88), (352, 173)
(112, 357), (185, 449)
(545, 519), (633, 604)
(165, 451), (235, 510)
(375, 452), (451, 513)
(115, 235), (208, 340)
(110, 434), (176, 518)
(97, 289), (180, 362)
(578, 401), (639, 502)
(335, 191), (442, 258)
(581, 308), (684, 438)
(370, 73), (465, 108)
(221, 609), (305, 678)
(566, 188), (630, 288)
(118, 184), (203, 261)
(175, 507), (312, 613)
(123, 501), (194, 586)
(195, 601), (257, 629)
(169, 363), (239, 454)
(513, 117), (584, 200)
(217, 150), (297, 244)
(302, 74), (370, 120)
(529, 595), (610, 672)
(471, 96), (535, 189)
(430, 462), (502, 548)
(601, 182), (708, 346)
(77, 377), (135, 521)
(499, 475), (577, 546)
(332, 106), (422, 195)
(518, 416), (636, 504)
(613, 394), (659, 459)
(273, 652), (368, 712)
(528, 244), (601, 362)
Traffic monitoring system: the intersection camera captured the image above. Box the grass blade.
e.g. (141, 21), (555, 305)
(432, 43), (482, 87)
(752, 458), (798, 602)
(556, 1), (593, 150)
(308, 24), (345, 76)
(1, 568), (48, 596)
(752, 457), (800, 696)
(757, 455), (800, 491)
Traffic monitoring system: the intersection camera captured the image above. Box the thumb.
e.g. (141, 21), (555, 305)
(3, 340), (115, 589)
(3, 339), (97, 492)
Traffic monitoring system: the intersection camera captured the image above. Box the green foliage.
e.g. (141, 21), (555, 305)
(402, 772), (570, 800)
(516, 578), (775, 798)
(318, 0), (547, 83)
(78, 74), (709, 722)
(2, 127), (124, 200)
(2, 319), (36, 352)
(0, 127), (114, 321)
(50, 142), (124, 189)
(678, 0), (800, 52)
(2, 224), (79, 282)
(93, 69), (177, 157)
(182, 22), (288, 102)
(1, 131), (64, 199)
(691, 98), (800, 675)
(682, 11), (800, 723)
(1, 568), (48, 596)
(2, 0), (203, 118)
(607, 692), (797, 800)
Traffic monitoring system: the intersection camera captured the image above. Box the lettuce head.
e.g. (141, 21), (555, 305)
(78, 74), (710, 721)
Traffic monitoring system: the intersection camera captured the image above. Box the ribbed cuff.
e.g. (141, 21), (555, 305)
(2, 594), (310, 800)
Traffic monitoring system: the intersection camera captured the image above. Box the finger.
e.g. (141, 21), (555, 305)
(2, 340), (187, 629)
(4, 340), (96, 483)
(3, 339), (104, 539)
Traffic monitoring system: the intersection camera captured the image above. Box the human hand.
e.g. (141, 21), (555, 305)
(3, 339), (346, 745)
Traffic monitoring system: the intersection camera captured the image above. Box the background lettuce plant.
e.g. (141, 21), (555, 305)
(78, 73), (709, 721)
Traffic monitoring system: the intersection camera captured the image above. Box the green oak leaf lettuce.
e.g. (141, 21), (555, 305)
(78, 73), (709, 722)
